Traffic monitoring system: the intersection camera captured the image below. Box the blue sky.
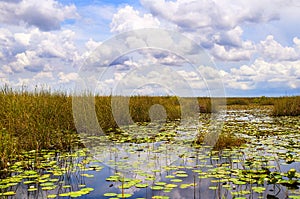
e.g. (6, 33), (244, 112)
(0, 0), (300, 97)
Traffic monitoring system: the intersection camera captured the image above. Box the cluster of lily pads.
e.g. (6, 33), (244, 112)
(0, 148), (99, 198)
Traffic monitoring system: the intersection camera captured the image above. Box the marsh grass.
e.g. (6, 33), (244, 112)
(0, 87), (79, 169)
(0, 87), (215, 170)
(227, 96), (275, 106)
(226, 96), (300, 116)
(226, 98), (251, 105)
(0, 129), (17, 170)
(94, 96), (212, 130)
(194, 130), (246, 150)
(273, 96), (300, 116)
(212, 131), (246, 150)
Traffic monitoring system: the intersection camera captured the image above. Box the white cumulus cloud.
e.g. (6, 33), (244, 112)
(110, 5), (160, 33)
(0, 0), (78, 31)
(58, 72), (78, 83)
(259, 35), (300, 61)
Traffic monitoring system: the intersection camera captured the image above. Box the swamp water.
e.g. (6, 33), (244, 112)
(1, 107), (300, 199)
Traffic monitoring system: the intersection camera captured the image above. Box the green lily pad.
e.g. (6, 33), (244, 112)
(170, 179), (182, 183)
(116, 193), (132, 198)
(135, 183), (149, 188)
(103, 192), (117, 197)
(0, 191), (16, 196)
(252, 187), (266, 193)
(47, 194), (57, 198)
(151, 186), (164, 190)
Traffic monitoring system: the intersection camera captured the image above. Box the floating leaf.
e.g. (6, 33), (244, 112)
(103, 192), (117, 197)
(135, 183), (148, 188)
(0, 191), (16, 196)
(47, 194), (57, 198)
(116, 193), (132, 198)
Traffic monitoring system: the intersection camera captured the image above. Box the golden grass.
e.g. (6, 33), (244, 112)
(272, 96), (300, 116)
(194, 130), (246, 150)
(0, 87), (79, 169)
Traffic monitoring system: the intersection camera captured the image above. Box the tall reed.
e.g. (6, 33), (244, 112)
(0, 87), (77, 169)
(273, 96), (300, 116)
(0, 87), (216, 170)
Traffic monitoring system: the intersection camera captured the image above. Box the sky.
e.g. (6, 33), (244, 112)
(0, 0), (300, 97)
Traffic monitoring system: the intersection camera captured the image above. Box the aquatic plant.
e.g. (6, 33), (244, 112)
(273, 96), (300, 116)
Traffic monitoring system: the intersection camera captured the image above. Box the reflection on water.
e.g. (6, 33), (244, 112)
(1, 108), (300, 198)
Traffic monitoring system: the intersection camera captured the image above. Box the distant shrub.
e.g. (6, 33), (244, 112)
(253, 96), (274, 105)
(227, 98), (250, 105)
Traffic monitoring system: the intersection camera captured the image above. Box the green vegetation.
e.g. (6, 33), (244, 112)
(273, 96), (300, 116)
(226, 96), (275, 106)
(0, 87), (78, 170)
(195, 131), (246, 150)
(0, 86), (299, 172)
(227, 96), (300, 116)
(226, 97), (252, 105)
(0, 87), (213, 170)
(0, 148), (96, 198)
